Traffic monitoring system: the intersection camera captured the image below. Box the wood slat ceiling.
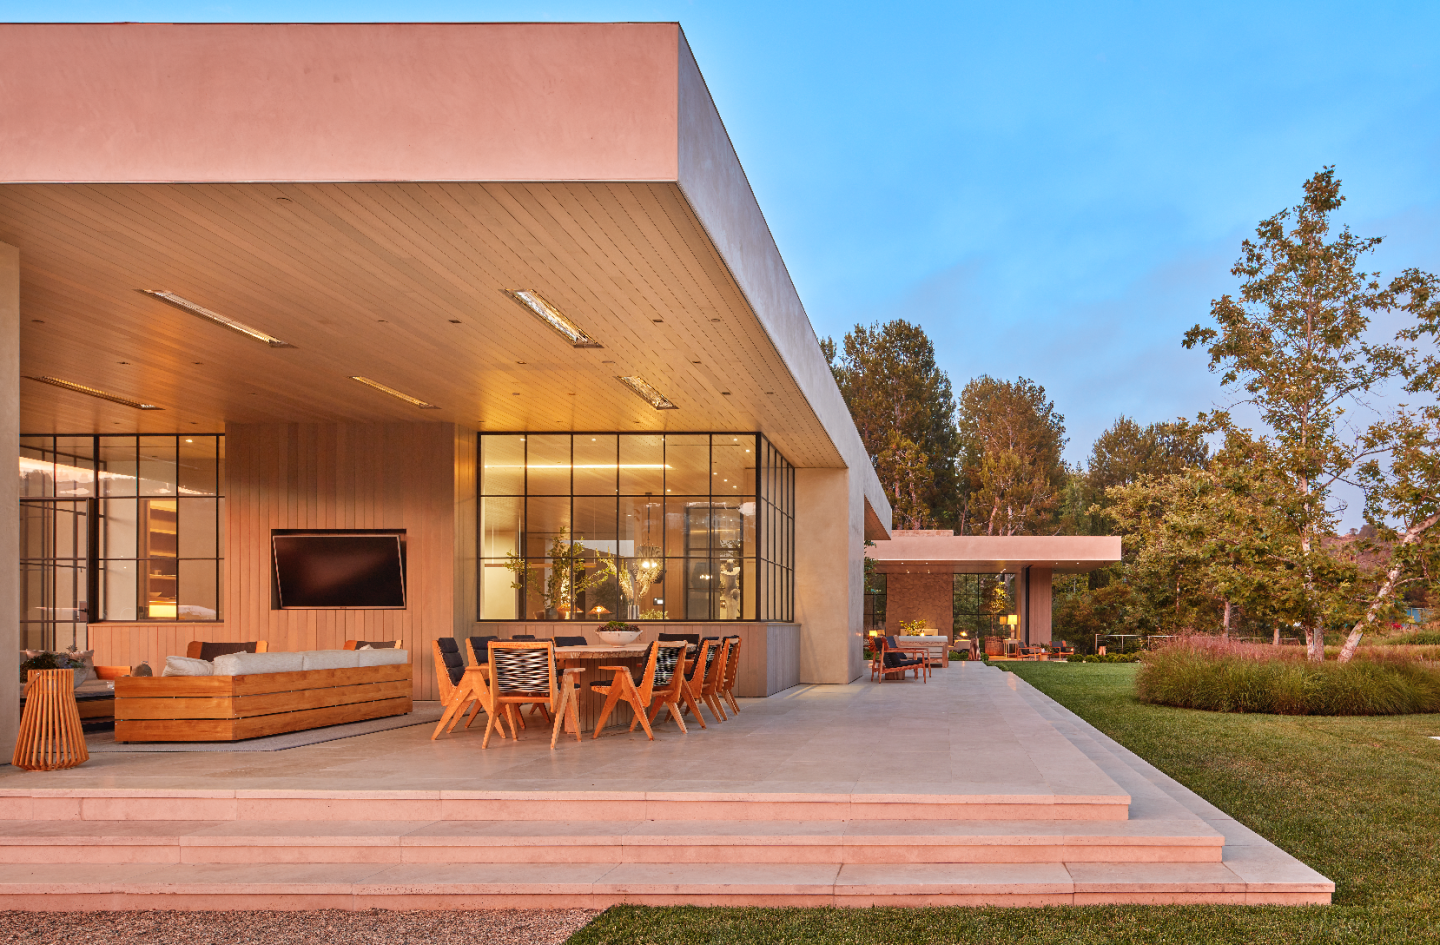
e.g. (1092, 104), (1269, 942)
(1, 182), (843, 467)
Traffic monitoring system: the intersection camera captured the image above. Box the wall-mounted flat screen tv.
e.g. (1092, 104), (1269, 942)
(272, 530), (406, 609)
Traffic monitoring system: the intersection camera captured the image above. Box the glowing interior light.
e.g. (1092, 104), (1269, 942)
(507, 290), (602, 348)
(616, 375), (678, 410)
(349, 376), (440, 409)
(25, 375), (161, 410)
(139, 290), (293, 347)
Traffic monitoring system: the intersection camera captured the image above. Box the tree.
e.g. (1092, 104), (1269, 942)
(824, 320), (960, 526)
(1107, 430), (1324, 640)
(956, 376), (1067, 535)
(1183, 168), (1410, 661)
(1088, 418), (1208, 522)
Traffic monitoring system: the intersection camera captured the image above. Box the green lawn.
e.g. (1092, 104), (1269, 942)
(568, 662), (1440, 944)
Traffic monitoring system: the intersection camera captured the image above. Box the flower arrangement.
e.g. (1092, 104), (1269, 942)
(899, 619), (929, 636)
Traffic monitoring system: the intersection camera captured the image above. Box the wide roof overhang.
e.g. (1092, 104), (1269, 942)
(0, 22), (894, 534)
(867, 533), (1123, 574)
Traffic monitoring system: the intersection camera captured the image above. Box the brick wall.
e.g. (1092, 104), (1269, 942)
(884, 572), (952, 638)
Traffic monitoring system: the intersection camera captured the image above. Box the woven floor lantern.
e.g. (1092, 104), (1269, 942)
(13, 669), (90, 771)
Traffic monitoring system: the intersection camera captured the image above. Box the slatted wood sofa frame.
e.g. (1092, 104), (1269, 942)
(113, 662), (412, 742)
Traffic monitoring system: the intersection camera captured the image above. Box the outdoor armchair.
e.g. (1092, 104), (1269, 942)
(873, 635), (928, 683)
(590, 640), (689, 740)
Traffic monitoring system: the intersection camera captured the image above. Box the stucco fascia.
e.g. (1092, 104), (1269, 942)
(673, 33), (890, 528)
(0, 22), (679, 183)
(869, 535), (1123, 570)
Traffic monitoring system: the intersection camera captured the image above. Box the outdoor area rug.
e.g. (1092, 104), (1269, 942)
(85, 703), (445, 752)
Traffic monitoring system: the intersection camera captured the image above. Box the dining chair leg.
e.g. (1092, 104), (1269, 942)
(680, 682), (708, 729)
(592, 685), (625, 738)
(461, 699), (484, 731)
(724, 689), (740, 714)
(649, 696), (687, 734)
(704, 691), (728, 722)
(432, 697), (464, 740)
(550, 686), (571, 750)
(626, 682), (656, 741)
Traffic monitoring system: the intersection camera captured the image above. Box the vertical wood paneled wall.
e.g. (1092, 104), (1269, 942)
(225, 422), (461, 701)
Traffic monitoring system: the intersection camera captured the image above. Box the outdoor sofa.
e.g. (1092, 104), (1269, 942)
(114, 648), (412, 742)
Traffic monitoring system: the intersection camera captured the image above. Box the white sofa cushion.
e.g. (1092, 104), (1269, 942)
(212, 650), (305, 677)
(160, 655), (213, 677)
(356, 647), (408, 667)
(302, 650), (361, 671)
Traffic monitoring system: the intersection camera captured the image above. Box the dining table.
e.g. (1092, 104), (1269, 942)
(553, 643), (653, 734)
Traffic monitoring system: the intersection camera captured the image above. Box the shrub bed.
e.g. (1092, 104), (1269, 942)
(1136, 638), (1440, 715)
(1070, 653), (1142, 664)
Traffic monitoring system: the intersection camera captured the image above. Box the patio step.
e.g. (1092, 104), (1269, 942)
(0, 789), (1131, 823)
(0, 860), (1332, 908)
(0, 817), (1225, 866)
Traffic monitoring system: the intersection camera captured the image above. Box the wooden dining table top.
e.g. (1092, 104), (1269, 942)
(553, 644), (650, 657)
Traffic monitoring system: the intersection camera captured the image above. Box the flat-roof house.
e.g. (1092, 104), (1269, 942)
(0, 22), (894, 749)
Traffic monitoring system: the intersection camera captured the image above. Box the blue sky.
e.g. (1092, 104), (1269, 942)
(7, 1), (1440, 484)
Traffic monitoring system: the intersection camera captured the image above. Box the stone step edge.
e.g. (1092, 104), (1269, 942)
(0, 878), (1333, 908)
(0, 794), (1133, 823)
(0, 828), (1224, 850)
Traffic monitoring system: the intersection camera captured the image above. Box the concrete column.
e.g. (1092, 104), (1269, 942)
(1028, 567), (1053, 645)
(0, 242), (18, 759)
(793, 467), (863, 684)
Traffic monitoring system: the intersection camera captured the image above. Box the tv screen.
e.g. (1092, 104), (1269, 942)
(272, 532), (406, 609)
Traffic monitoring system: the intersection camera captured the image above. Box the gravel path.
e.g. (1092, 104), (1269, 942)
(0, 909), (600, 945)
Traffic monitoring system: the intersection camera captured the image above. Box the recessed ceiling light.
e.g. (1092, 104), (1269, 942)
(449, 319), (462, 324)
(25, 375), (162, 410)
(617, 376), (677, 410)
(139, 290), (294, 348)
(349, 376), (440, 409)
(507, 290), (602, 348)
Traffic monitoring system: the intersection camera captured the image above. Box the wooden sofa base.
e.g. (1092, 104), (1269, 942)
(114, 664), (412, 743)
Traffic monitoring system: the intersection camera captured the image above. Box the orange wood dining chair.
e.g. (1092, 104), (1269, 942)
(678, 639), (714, 728)
(697, 637), (731, 722)
(720, 635), (743, 714)
(432, 639), (508, 741)
(591, 641), (689, 740)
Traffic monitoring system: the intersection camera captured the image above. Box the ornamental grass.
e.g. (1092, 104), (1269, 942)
(1135, 636), (1440, 715)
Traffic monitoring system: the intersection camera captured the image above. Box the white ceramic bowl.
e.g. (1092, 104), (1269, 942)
(596, 628), (642, 647)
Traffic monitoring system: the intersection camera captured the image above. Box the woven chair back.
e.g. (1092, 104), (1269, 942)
(489, 642), (556, 699)
(652, 641), (685, 689)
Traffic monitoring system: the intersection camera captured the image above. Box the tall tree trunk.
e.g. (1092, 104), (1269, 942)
(1299, 469), (1325, 662)
(1272, 625), (1280, 646)
(1222, 600), (1232, 642)
(1338, 512), (1440, 663)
